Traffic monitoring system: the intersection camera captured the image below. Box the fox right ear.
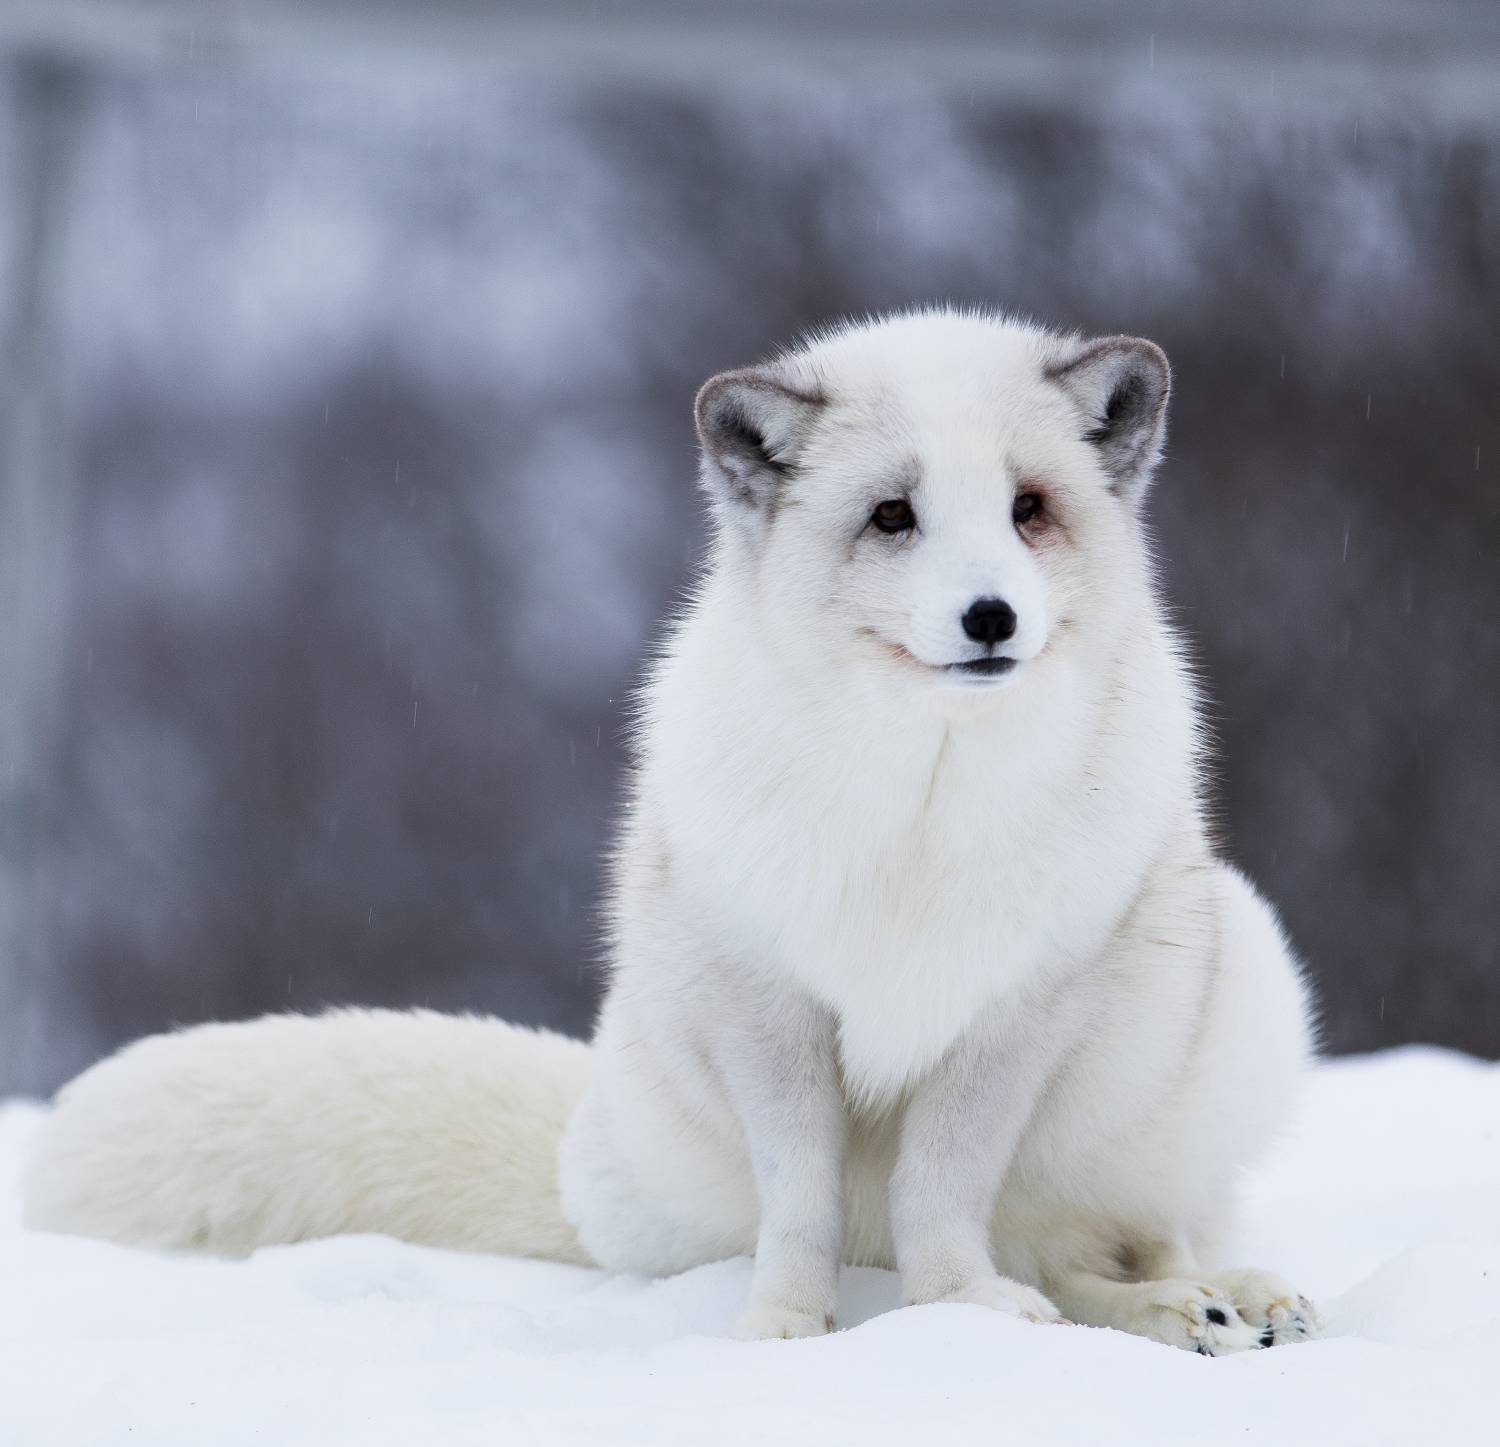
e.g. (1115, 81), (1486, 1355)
(694, 367), (823, 519)
(1044, 335), (1171, 506)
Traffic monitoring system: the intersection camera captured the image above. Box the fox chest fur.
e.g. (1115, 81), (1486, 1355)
(621, 600), (1199, 1101)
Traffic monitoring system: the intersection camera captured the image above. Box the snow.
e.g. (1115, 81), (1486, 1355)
(3, 1047), (1499, 1445)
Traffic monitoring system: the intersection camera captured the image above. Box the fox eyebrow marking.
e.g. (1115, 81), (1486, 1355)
(846, 458), (923, 558)
(868, 456), (922, 500)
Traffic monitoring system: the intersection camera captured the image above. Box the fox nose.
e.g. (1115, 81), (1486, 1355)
(961, 597), (1017, 646)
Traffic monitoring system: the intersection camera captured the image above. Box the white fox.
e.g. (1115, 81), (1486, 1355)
(24, 310), (1319, 1354)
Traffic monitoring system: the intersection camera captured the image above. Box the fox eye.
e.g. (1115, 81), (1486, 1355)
(871, 498), (916, 533)
(1012, 491), (1045, 527)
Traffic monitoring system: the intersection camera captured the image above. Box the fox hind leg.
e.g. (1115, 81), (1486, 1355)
(1044, 1241), (1319, 1356)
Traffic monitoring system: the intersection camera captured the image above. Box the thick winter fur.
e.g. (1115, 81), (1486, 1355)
(24, 1010), (591, 1264)
(24, 311), (1318, 1355)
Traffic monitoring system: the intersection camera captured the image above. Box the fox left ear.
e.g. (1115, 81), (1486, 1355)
(1045, 336), (1171, 505)
(694, 366), (824, 523)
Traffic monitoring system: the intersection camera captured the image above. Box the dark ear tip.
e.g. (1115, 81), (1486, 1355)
(694, 367), (751, 408)
(1122, 336), (1171, 395)
(1055, 334), (1171, 394)
(694, 366), (825, 452)
(694, 367), (780, 446)
(693, 369), (744, 441)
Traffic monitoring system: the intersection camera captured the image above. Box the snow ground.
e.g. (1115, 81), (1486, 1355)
(3, 1047), (1498, 1446)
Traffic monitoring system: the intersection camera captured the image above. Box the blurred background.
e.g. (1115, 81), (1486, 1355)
(1, 0), (1496, 1096)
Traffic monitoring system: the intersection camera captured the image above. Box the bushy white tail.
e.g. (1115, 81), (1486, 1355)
(22, 1009), (594, 1264)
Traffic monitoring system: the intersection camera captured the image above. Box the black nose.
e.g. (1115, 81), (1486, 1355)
(961, 597), (1017, 646)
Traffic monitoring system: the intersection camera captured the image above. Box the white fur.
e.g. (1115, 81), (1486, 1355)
(23, 1009), (591, 1264)
(23, 311), (1317, 1355)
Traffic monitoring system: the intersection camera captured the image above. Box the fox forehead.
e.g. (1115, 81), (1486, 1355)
(782, 312), (1086, 475)
(784, 310), (1063, 397)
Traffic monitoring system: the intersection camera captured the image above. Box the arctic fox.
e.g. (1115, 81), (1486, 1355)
(24, 310), (1318, 1355)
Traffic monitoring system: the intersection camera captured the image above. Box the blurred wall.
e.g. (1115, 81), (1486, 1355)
(1, 1), (1497, 1093)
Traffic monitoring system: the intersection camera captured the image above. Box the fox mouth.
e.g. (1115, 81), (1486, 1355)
(948, 657), (1017, 679)
(870, 633), (1022, 682)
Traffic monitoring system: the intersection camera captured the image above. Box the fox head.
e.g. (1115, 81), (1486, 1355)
(693, 310), (1171, 705)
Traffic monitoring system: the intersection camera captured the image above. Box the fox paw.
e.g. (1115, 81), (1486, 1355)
(926, 1275), (1062, 1324)
(1207, 1268), (1322, 1347)
(1125, 1279), (1263, 1355)
(732, 1303), (836, 1340)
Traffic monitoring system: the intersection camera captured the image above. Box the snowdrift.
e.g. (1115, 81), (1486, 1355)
(3, 1047), (1498, 1445)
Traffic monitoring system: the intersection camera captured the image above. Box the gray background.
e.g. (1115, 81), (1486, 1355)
(1, 1), (1496, 1096)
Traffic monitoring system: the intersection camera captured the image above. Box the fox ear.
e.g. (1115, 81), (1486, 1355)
(1045, 336), (1171, 505)
(694, 367), (823, 520)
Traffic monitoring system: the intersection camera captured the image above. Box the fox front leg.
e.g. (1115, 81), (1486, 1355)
(715, 979), (846, 1339)
(889, 1004), (1062, 1322)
